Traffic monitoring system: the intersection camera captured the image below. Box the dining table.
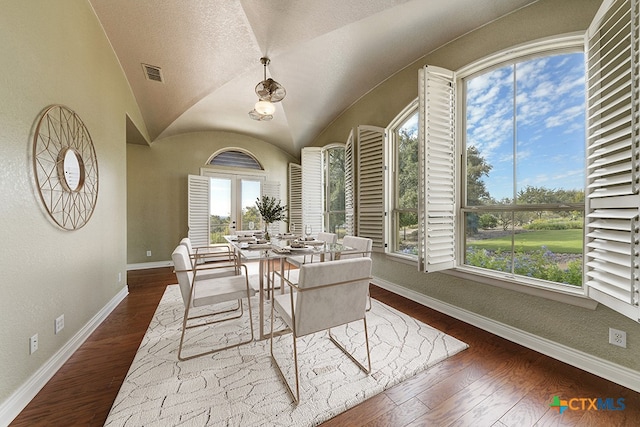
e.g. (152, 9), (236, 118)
(224, 233), (352, 340)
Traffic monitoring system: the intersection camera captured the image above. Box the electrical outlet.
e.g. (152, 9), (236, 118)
(55, 314), (64, 334)
(609, 328), (627, 348)
(30, 334), (38, 354)
(146, 250), (152, 257)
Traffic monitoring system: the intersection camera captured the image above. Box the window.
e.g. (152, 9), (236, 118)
(414, 39), (588, 286)
(209, 150), (262, 170)
(462, 50), (586, 287)
(300, 145), (346, 238)
(412, 0), (640, 321)
(324, 145), (347, 238)
(207, 174), (263, 242)
(188, 149), (280, 247)
(388, 104), (419, 256)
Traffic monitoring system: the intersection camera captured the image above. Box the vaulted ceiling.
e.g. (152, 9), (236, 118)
(89, 0), (536, 156)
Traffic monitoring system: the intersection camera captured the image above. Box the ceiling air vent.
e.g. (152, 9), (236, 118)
(142, 63), (164, 83)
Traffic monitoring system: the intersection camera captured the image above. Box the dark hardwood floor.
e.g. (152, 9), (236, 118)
(11, 267), (640, 426)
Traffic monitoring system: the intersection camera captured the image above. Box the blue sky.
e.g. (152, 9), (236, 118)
(209, 177), (261, 217)
(465, 52), (586, 201)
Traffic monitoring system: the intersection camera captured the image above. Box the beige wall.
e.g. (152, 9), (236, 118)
(127, 132), (296, 264)
(312, 0), (640, 373)
(0, 0), (147, 406)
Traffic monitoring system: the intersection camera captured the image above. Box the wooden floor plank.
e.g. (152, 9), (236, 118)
(10, 269), (640, 427)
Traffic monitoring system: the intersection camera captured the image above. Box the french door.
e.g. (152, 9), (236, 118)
(207, 173), (263, 243)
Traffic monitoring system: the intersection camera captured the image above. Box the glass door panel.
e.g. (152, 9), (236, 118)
(209, 177), (233, 243)
(208, 173), (264, 242)
(240, 179), (261, 231)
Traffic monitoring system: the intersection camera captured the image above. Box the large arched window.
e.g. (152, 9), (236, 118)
(414, 35), (587, 293)
(388, 101), (419, 257)
(460, 46), (585, 287)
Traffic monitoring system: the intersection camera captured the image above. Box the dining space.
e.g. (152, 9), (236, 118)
(224, 231), (373, 337)
(170, 231), (374, 404)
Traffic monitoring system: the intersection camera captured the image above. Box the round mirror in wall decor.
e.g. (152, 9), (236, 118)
(33, 105), (98, 230)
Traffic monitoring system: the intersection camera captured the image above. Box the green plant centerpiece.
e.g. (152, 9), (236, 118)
(255, 195), (287, 240)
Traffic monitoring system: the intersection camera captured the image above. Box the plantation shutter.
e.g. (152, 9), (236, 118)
(262, 181), (282, 235)
(345, 130), (356, 236)
(418, 65), (456, 273)
(585, 0), (640, 321)
(188, 174), (210, 248)
(301, 147), (324, 234)
(356, 125), (386, 252)
(288, 163), (303, 233)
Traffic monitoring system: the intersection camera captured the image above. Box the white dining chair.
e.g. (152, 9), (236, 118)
(270, 257), (372, 404)
(339, 235), (373, 259)
(179, 237), (238, 280)
(172, 244), (255, 360)
(339, 236), (373, 310)
(180, 236), (234, 264)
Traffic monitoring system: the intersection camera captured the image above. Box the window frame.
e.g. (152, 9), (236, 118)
(455, 35), (587, 293)
(445, 34), (589, 296)
(323, 143), (347, 238)
(387, 99), (420, 260)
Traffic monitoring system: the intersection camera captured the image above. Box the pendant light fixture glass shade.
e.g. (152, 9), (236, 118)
(254, 100), (275, 115)
(249, 57), (285, 121)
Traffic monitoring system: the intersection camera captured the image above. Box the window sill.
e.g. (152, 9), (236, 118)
(381, 253), (597, 309)
(445, 266), (597, 310)
(385, 252), (419, 266)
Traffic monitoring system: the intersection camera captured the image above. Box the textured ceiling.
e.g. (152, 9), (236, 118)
(89, 0), (536, 156)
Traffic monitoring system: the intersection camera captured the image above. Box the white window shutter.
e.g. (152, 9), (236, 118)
(585, 0), (640, 321)
(301, 147), (324, 234)
(262, 180), (282, 235)
(188, 174), (210, 248)
(288, 163), (302, 232)
(345, 130), (355, 236)
(356, 125), (386, 252)
(418, 65), (456, 273)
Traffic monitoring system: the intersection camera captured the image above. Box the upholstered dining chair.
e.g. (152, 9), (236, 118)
(172, 244), (255, 361)
(180, 237), (234, 265)
(339, 235), (373, 310)
(270, 257), (373, 404)
(179, 237), (238, 280)
(281, 232), (338, 287)
(339, 235), (373, 259)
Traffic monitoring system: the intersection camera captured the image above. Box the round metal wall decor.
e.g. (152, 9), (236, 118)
(33, 105), (98, 230)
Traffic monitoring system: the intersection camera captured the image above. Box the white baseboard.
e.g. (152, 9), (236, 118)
(372, 276), (640, 394)
(0, 287), (129, 427)
(127, 260), (173, 270)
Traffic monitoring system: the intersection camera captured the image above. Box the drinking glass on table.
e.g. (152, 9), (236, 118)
(289, 223), (296, 235)
(305, 225), (312, 240)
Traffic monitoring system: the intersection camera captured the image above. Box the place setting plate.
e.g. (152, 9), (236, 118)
(285, 245), (312, 251)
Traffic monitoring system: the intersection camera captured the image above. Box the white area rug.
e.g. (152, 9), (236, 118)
(105, 285), (468, 426)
